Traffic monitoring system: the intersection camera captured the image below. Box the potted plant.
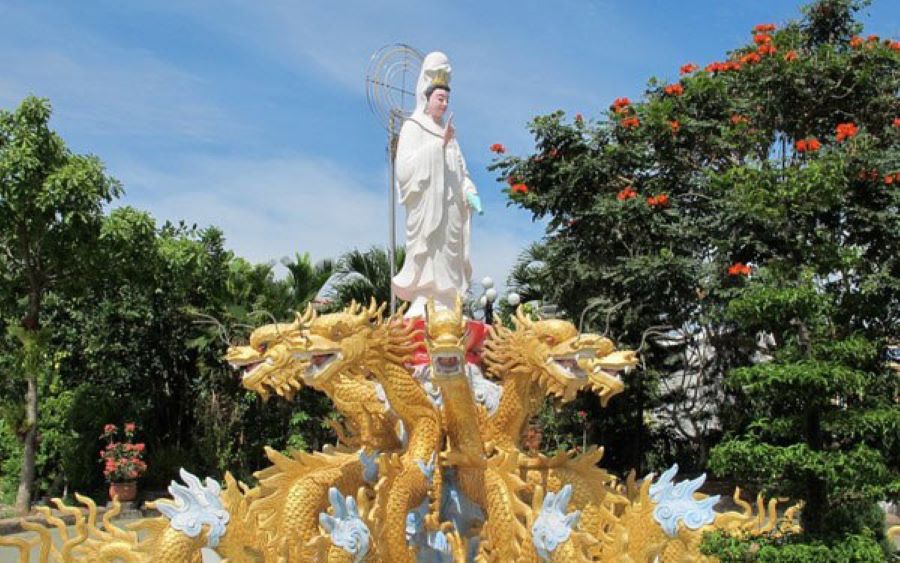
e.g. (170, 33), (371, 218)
(99, 422), (147, 502)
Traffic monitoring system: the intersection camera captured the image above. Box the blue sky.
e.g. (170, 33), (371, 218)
(2, 0), (898, 297)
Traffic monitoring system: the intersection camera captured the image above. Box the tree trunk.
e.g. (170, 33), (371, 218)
(803, 406), (827, 537)
(798, 319), (825, 536)
(14, 373), (37, 515)
(14, 290), (41, 516)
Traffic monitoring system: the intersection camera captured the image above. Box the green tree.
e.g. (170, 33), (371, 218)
(492, 0), (898, 550)
(0, 96), (121, 513)
(505, 242), (552, 306)
(282, 252), (334, 307)
(37, 208), (337, 493)
(331, 246), (405, 308)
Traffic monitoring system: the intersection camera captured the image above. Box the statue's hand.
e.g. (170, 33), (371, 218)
(466, 192), (483, 216)
(443, 113), (455, 146)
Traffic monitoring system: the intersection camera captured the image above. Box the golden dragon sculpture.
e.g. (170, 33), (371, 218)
(2, 298), (808, 562)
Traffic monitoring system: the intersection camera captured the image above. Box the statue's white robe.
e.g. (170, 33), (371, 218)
(392, 116), (477, 315)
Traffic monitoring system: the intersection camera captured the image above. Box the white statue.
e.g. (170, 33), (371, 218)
(392, 51), (482, 318)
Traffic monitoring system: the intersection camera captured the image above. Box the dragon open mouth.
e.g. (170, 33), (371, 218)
(551, 350), (596, 380)
(432, 353), (463, 377)
(296, 351), (339, 380)
(231, 358), (274, 380)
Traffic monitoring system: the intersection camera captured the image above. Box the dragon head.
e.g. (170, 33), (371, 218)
(290, 299), (386, 387)
(424, 296), (467, 381)
(491, 307), (637, 404)
(587, 348), (638, 406)
(225, 306), (316, 400)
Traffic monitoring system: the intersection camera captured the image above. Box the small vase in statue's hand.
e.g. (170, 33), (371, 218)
(466, 192), (483, 216)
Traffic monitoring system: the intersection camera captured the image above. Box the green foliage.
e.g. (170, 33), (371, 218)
(710, 440), (893, 502)
(331, 246), (405, 309)
(0, 187), (339, 501)
(0, 417), (22, 503)
(0, 96), (122, 302)
(701, 529), (888, 562)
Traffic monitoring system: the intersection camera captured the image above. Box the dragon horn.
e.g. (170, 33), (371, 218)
(367, 297), (384, 320)
(388, 301), (409, 325)
(454, 295), (464, 325)
(514, 305), (534, 330)
(293, 303), (315, 327)
(426, 297), (436, 321)
(375, 300), (387, 323)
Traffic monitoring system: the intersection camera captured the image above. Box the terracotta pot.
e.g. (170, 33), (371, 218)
(108, 481), (137, 502)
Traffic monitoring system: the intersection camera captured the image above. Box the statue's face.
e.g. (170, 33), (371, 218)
(426, 89), (449, 120)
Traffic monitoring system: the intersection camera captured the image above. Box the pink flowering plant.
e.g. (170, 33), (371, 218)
(99, 423), (147, 482)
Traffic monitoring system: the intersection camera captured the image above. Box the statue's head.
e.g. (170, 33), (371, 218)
(416, 52), (452, 119)
(425, 84), (450, 120)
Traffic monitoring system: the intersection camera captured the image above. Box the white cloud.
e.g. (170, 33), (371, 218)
(119, 155), (387, 266)
(116, 151), (542, 293)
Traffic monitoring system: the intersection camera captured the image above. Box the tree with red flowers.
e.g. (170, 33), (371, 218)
(491, 0), (898, 555)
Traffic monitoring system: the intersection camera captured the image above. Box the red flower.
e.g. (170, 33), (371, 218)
(489, 143), (506, 154)
(680, 63), (699, 75)
(663, 83), (684, 96)
(668, 120), (681, 133)
(577, 410), (587, 419)
(705, 61), (741, 73)
(753, 34), (772, 45)
(740, 52), (762, 65)
(617, 187), (637, 201)
(892, 118), (900, 128)
(621, 117), (640, 129)
(730, 115), (749, 125)
(857, 169), (878, 181)
(727, 262), (751, 276)
(611, 97), (632, 114)
(511, 183), (529, 194)
(866, 34), (879, 43)
(647, 194), (669, 208)
(575, 113), (584, 123)
(753, 23), (776, 33)
(850, 36), (863, 48)
(99, 424), (147, 482)
(835, 122), (859, 142)
(757, 44), (777, 56)
(885, 175), (895, 185)
(784, 50), (798, 61)
(891, 41), (900, 52)
(795, 138), (821, 153)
